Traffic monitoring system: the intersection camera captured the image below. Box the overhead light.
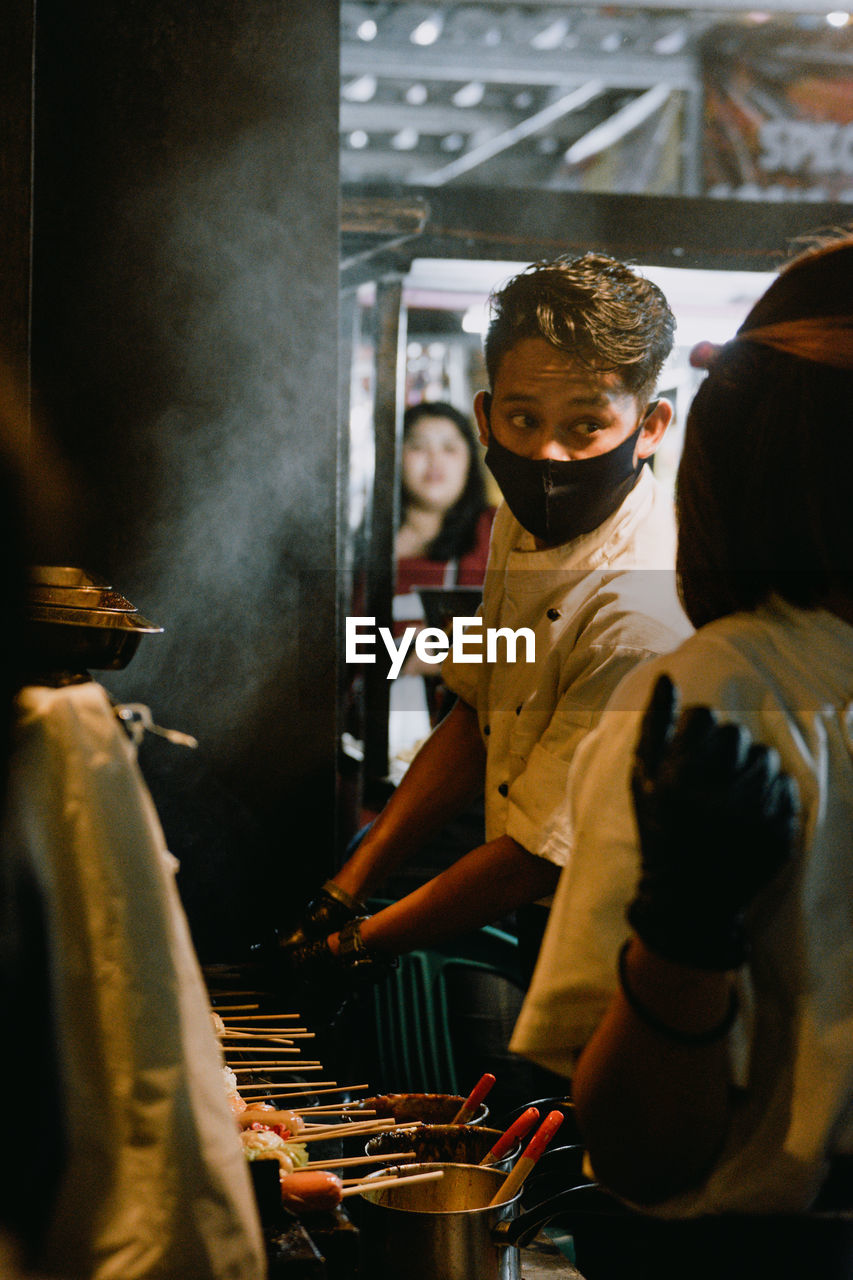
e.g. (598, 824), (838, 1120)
(484, 27), (501, 47)
(653, 28), (687, 54)
(391, 127), (420, 150)
(440, 132), (466, 152)
(356, 19), (377, 41)
(411, 17), (443, 46)
(826, 9), (850, 24)
(514, 90), (534, 109)
(452, 82), (485, 108)
(343, 74), (377, 103)
(348, 130), (369, 150)
(601, 32), (623, 52)
(406, 83), (429, 105)
(531, 19), (569, 50)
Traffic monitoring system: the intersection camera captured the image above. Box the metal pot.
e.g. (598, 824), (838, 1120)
(350, 1092), (489, 1126)
(358, 1161), (593, 1280)
(358, 1162), (523, 1280)
(21, 566), (163, 673)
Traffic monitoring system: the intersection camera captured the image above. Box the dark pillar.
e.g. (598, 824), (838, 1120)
(364, 275), (408, 785)
(26, 0), (340, 958)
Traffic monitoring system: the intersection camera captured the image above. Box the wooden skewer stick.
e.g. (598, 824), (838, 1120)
(341, 1170), (397, 1186)
(207, 990), (266, 997)
(294, 1119), (418, 1141)
(341, 1168), (444, 1199)
(296, 1124), (401, 1143)
(229, 1059), (322, 1070)
(222, 1031), (298, 1041)
(291, 1107), (376, 1117)
(220, 1013), (302, 1022)
(220, 1029), (313, 1039)
(306, 1152), (416, 1171)
(224, 1046), (304, 1055)
(221, 1025), (302, 1034)
(211, 1004), (261, 1012)
(224, 1028), (314, 1038)
(238, 1084), (370, 1101)
(236, 1085), (338, 1096)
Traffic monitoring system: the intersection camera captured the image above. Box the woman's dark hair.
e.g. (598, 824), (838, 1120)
(676, 235), (853, 629)
(401, 400), (488, 561)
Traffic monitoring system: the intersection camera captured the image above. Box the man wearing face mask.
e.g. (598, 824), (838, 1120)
(285, 253), (691, 997)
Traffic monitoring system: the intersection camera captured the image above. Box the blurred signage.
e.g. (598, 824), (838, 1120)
(701, 20), (853, 202)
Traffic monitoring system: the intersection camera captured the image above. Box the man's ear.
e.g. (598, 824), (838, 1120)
(473, 390), (492, 447)
(637, 397), (673, 459)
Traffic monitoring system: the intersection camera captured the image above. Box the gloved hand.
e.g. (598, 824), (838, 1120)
(627, 673), (800, 970)
(276, 880), (368, 951)
(280, 919), (397, 1025)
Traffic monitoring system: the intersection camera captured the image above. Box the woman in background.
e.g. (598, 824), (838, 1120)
(389, 400), (494, 772)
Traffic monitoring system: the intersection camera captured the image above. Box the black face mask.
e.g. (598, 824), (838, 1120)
(483, 401), (653, 546)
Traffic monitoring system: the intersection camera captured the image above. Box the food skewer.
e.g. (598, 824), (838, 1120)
(228, 1064), (325, 1073)
(288, 1121), (418, 1143)
(224, 1047), (310, 1056)
(306, 1151), (417, 1171)
(220, 1013), (303, 1022)
(206, 990), (266, 998)
(221, 1028), (303, 1038)
(291, 1106), (376, 1117)
(237, 1084), (370, 1101)
(341, 1169), (444, 1199)
(223, 1031), (315, 1041)
(341, 1170), (397, 1186)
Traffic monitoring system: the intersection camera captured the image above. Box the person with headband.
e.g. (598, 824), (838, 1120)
(512, 232), (853, 1216)
(281, 253), (690, 1016)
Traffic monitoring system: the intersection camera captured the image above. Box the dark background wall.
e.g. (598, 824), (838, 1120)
(7, 0), (340, 959)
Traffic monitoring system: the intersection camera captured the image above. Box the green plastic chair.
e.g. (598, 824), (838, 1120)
(368, 900), (524, 1095)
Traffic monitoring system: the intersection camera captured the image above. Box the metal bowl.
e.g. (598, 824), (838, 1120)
(21, 566), (163, 672)
(351, 1093), (489, 1126)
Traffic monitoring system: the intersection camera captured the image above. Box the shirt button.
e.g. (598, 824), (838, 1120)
(547, 608), (560, 621)
(498, 782), (509, 797)
(484, 724), (491, 736)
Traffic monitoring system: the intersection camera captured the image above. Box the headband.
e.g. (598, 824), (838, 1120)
(690, 315), (853, 373)
(736, 315), (853, 370)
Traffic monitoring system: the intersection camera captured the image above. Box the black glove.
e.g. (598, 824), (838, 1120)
(627, 673), (799, 970)
(282, 918), (397, 1024)
(276, 880), (368, 951)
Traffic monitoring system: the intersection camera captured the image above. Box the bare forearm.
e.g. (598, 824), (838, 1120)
(333, 698), (486, 901)
(334, 836), (559, 956)
(572, 938), (734, 1206)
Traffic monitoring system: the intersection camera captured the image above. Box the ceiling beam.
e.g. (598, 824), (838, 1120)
(341, 102), (517, 135)
(342, 43), (696, 91)
(358, 0), (843, 12)
(415, 81), (607, 185)
(565, 83), (672, 164)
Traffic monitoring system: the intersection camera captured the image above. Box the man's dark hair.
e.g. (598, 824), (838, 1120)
(401, 400), (489, 561)
(676, 234), (853, 628)
(484, 253), (676, 401)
